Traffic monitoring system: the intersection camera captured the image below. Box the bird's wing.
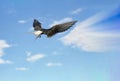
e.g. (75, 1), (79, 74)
(46, 20), (77, 37)
(33, 19), (42, 31)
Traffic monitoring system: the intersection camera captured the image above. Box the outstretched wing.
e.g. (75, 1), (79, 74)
(46, 20), (77, 37)
(33, 19), (42, 31)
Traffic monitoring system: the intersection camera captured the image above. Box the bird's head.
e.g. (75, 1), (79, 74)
(34, 19), (41, 23)
(33, 19), (41, 27)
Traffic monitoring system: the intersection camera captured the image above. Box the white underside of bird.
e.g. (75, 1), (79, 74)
(33, 30), (43, 38)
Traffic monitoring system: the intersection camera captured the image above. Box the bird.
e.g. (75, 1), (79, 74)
(32, 19), (77, 38)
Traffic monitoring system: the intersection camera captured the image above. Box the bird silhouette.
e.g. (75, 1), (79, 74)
(33, 19), (77, 38)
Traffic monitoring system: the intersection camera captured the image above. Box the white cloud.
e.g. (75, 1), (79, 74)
(16, 67), (29, 71)
(26, 51), (32, 57)
(18, 20), (27, 24)
(71, 8), (82, 15)
(49, 17), (73, 27)
(60, 13), (120, 52)
(46, 62), (62, 67)
(0, 40), (13, 64)
(0, 58), (13, 64)
(0, 40), (11, 57)
(26, 53), (45, 62)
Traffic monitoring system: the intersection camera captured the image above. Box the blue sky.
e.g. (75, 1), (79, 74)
(0, 0), (120, 81)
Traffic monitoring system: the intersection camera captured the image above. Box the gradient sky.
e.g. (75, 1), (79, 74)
(0, 0), (120, 81)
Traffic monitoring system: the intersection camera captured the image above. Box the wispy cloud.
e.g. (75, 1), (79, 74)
(16, 67), (29, 71)
(26, 52), (45, 62)
(0, 58), (13, 64)
(18, 20), (27, 24)
(71, 8), (82, 15)
(46, 62), (62, 67)
(49, 17), (73, 27)
(0, 40), (13, 64)
(0, 40), (11, 57)
(18, 17), (40, 24)
(26, 51), (32, 57)
(60, 12), (120, 52)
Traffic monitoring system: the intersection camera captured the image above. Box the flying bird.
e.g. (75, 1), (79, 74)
(32, 19), (77, 38)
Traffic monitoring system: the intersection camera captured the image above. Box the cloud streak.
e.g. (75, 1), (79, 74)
(26, 52), (45, 62)
(16, 67), (29, 71)
(18, 20), (27, 24)
(0, 58), (13, 64)
(60, 12), (120, 52)
(49, 17), (73, 27)
(46, 62), (62, 67)
(71, 8), (82, 15)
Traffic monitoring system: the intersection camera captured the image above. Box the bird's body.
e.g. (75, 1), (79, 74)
(33, 30), (43, 38)
(32, 19), (77, 38)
